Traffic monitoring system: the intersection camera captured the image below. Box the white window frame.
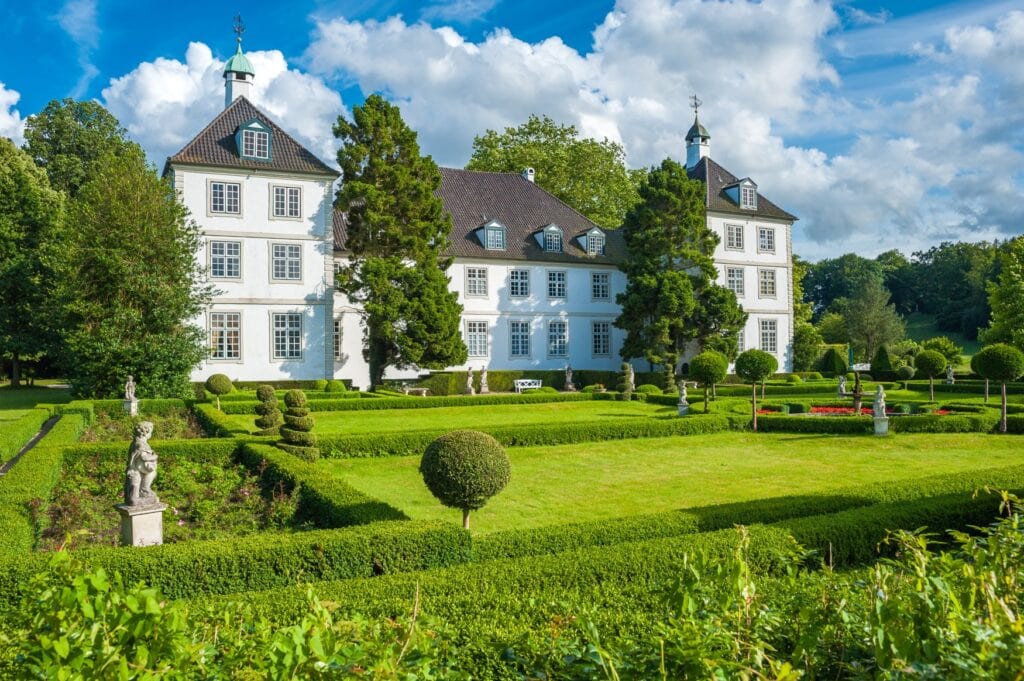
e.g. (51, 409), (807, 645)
(726, 267), (744, 297)
(209, 240), (241, 279)
(586, 232), (605, 255)
(465, 267), (488, 297)
(465, 320), (488, 357)
(209, 180), (241, 215)
(271, 185), (302, 219)
(509, 320), (531, 358)
(758, 227), (776, 254)
(737, 330), (746, 353)
(741, 185), (757, 210)
(725, 224), (744, 250)
(547, 270), (567, 299)
(758, 268), (777, 298)
(271, 312), (303, 360)
(509, 269), (530, 298)
(271, 243), (303, 282)
(591, 321), (611, 357)
(544, 228), (563, 253)
(547, 320), (568, 357)
(591, 271), (610, 301)
(333, 318), (343, 361)
(485, 227), (505, 250)
(209, 311), (241, 360)
(243, 129), (269, 159)
(760, 318), (778, 354)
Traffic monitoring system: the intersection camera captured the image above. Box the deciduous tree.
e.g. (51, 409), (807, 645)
(981, 237), (1024, 352)
(843, 277), (905, 362)
(334, 95), (467, 389)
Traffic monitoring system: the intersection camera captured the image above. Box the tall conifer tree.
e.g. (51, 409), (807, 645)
(334, 95), (466, 388)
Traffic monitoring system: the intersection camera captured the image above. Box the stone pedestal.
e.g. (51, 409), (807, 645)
(873, 417), (889, 436)
(123, 398), (139, 417)
(677, 399), (689, 416)
(116, 502), (166, 547)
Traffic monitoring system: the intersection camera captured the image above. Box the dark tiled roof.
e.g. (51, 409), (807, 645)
(164, 97), (338, 178)
(688, 156), (797, 222)
(334, 168), (625, 265)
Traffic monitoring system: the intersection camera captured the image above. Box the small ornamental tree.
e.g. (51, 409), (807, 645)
(689, 350), (728, 413)
(734, 350), (778, 432)
(279, 389), (318, 461)
(896, 365), (915, 390)
(972, 344), (1024, 433)
(419, 430), (510, 529)
(915, 350), (947, 401)
(254, 385), (283, 436)
(820, 347), (848, 376)
(204, 374), (233, 410)
(616, 362), (634, 401)
(921, 336), (964, 368)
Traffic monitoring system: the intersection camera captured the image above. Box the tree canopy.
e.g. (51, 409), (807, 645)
(841, 276), (905, 362)
(981, 237), (1024, 351)
(334, 95), (467, 388)
(466, 115), (641, 228)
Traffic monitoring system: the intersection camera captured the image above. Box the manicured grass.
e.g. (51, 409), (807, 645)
(905, 312), (981, 367)
(0, 384), (72, 412)
(223, 399), (675, 435)
(322, 432), (1024, 534)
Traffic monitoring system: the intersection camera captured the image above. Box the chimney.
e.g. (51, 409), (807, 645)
(522, 167), (535, 183)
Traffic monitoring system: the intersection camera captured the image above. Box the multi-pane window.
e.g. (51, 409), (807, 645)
(758, 268), (777, 297)
(273, 186), (301, 218)
(591, 272), (610, 300)
(210, 241), (241, 278)
(210, 312), (240, 359)
(272, 244), (302, 281)
(726, 224), (744, 250)
(741, 185), (757, 209)
(726, 267), (744, 296)
(466, 321), (488, 357)
(210, 182), (240, 214)
(587, 232), (605, 255)
(509, 269), (530, 297)
(333, 319), (342, 361)
(510, 321), (530, 358)
(272, 313), (302, 359)
(760, 319), (777, 354)
(547, 270), (567, 298)
(548, 320), (568, 357)
(466, 268), (488, 296)
(485, 227), (505, 250)
(737, 330), (746, 353)
(243, 129), (269, 159)
(544, 229), (562, 253)
(758, 227), (775, 253)
(592, 321), (611, 356)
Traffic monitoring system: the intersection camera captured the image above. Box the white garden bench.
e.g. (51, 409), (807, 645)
(513, 379), (542, 393)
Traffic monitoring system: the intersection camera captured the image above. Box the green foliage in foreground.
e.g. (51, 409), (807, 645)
(3, 496), (1023, 679)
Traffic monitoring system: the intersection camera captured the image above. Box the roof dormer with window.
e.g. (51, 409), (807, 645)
(236, 118), (272, 161)
(534, 224), (563, 253)
(577, 227), (606, 256)
(475, 220), (507, 251)
(724, 178), (758, 211)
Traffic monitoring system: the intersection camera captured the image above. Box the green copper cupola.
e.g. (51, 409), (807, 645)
(224, 17), (255, 108)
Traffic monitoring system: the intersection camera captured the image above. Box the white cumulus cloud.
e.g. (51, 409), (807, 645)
(0, 82), (25, 145)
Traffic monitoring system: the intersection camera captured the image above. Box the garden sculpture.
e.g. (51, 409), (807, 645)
(838, 375), (847, 396)
(479, 367), (489, 394)
(565, 365), (575, 391)
(946, 364), (955, 384)
(124, 421), (159, 506)
(465, 371), (475, 396)
(873, 384), (886, 418)
(628, 364), (635, 392)
(124, 375), (136, 401)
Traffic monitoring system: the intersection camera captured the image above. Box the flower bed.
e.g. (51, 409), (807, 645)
(808, 406), (950, 417)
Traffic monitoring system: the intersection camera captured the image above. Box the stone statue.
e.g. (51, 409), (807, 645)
(124, 421), (159, 507)
(564, 365), (575, 391)
(873, 384), (887, 418)
(677, 380), (689, 415)
(124, 375), (136, 401)
(479, 366), (489, 394)
(838, 375), (847, 396)
(946, 364), (955, 384)
(465, 371), (475, 396)
(679, 381), (688, 403)
(627, 364), (635, 392)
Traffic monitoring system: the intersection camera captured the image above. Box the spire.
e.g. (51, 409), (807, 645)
(685, 94), (710, 169)
(223, 15), (255, 108)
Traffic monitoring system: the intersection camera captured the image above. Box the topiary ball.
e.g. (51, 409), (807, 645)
(636, 384), (663, 395)
(420, 431), (510, 513)
(325, 380), (348, 393)
(256, 385), (276, 402)
(205, 374), (233, 395)
(284, 389), (307, 409)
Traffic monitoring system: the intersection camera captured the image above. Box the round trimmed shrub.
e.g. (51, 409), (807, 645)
(254, 384), (283, 436)
(204, 374), (233, 409)
(420, 430), (510, 529)
(734, 349), (778, 432)
(325, 379), (348, 393)
(279, 389), (318, 461)
(580, 384), (606, 393)
(283, 389), (307, 409)
(786, 374), (803, 384)
(896, 365), (915, 389)
(313, 379), (328, 391)
(636, 384), (662, 395)
(973, 344), (1024, 433)
(915, 349), (948, 400)
(689, 350), (729, 413)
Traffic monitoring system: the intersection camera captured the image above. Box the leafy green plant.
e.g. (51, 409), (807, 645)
(914, 349), (947, 400)
(734, 350), (778, 431)
(420, 430), (510, 529)
(616, 362), (634, 401)
(689, 350), (729, 413)
(279, 389), (319, 461)
(254, 384), (283, 436)
(973, 343), (1024, 432)
(204, 374), (233, 410)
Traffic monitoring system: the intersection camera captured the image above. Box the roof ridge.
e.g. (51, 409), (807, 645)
(166, 97), (247, 162)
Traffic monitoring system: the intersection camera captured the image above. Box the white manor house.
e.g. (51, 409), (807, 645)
(167, 41), (795, 389)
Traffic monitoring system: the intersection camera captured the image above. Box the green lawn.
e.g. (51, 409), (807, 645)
(0, 384), (72, 414)
(224, 399), (675, 434)
(905, 312), (981, 366)
(322, 432), (1024, 534)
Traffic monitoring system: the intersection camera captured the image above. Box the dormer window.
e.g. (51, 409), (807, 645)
(485, 225), (505, 250)
(741, 186), (757, 210)
(586, 229), (606, 256)
(543, 225), (563, 253)
(236, 118), (272, 161)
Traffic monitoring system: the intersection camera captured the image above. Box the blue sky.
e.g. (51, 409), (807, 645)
(1, 0), (1022, 259)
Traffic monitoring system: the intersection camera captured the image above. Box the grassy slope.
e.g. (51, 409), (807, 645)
(223, 399), (674, 435)
(904, 312), (981, 367)
(321, 431), (1024, 534)
(0, 384), (72, 414)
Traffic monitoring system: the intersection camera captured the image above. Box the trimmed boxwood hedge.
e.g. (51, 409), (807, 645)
(319, 415), (738, 458)
(218, 392), (603, 415)
(0, 408), (51, 464)
(192, 402), (237, 437)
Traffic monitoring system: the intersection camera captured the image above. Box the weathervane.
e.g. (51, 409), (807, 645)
(690, 94), (702, 115)
(233, 14), (245, 44)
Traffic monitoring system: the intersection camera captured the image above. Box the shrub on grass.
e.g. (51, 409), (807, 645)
(871, 344), (896, 380)
(204, 374), (233, 410)
(279, 389), (318, 461)
(915, 350), (947, 401)
(523, 386), (558, 394)
(313, 379), (329, 391)
(734, 350), (777, 431)
(636, 384), (662, 395)
(819, 347), (847, 376)
(689, 351), (729, 413)
(325, 380), (348, 393)
(616, 363), (634, 401)
(973, 344), (1024, 433)
(896, 365), (915, 390)
(420, 431), (510, 529)
(922, 336), (964, 368)
(254, 385), (283, 436)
